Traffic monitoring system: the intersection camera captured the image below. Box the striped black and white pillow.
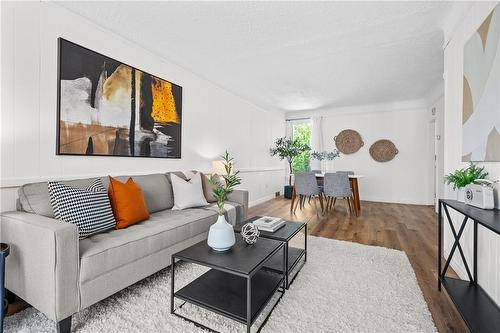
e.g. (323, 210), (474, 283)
(48, 179), (116, 239)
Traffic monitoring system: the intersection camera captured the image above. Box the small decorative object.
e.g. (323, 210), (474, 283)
(334, 129), (364, 154)
(207, 151), (242, 252)
(240, 223), (260, 245)
(311, 150), (340, 172)
(369, 139), (399, 162)
(445, 162), (488, 202)
(270, 137), (310, 198)
(464, 180), (496, 209)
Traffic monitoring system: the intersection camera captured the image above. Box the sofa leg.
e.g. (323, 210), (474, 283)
(57, 316), (72, 333)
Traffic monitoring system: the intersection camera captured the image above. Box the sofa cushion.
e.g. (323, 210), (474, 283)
(108, 176), (150, 228)
(18, 178), (98, 218)
(171, 173), (208, 210)
(102, 174), (173, 213)
(48, 179), (116, 239)
(18, 173), (174, 217)
(78, 208), (217, 283)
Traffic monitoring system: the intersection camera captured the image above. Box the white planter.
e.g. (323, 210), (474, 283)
(457, 187), (466, 202)
(207, 214), (236, 251)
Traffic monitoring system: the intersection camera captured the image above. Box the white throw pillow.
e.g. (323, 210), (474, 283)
(171, 172), (209, 210)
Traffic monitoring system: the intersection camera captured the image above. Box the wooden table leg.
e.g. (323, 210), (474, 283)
(350, 178), (360, 217)
(290, 186), (296, 212)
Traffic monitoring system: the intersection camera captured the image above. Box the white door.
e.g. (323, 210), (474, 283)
(429, 119), (437, 207)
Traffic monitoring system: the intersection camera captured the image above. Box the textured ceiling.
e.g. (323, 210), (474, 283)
(59, 1), (469, 112)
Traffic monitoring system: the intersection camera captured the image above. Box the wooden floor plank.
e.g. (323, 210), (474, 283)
(248, 197), (469, 333)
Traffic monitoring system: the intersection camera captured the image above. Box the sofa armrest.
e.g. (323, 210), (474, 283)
(228, 189), (249, 219)
(0, 211), (79, 321)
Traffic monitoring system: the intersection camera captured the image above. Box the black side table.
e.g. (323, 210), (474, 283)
(235, 218), (307, 289)
(0, 243), (9, 333)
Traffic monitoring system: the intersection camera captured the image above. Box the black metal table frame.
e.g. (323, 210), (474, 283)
(437, 201), (476, 290)
(170, 242), (286, 333)
(261, 223), (307, 289)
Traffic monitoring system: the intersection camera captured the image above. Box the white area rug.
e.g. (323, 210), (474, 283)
(5, 236), (436, 333)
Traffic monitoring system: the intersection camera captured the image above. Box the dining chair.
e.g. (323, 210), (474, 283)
(293, 172), (324, 213)
(337, 171), (355, 175)
(323, 172), (354, 215)
(310, 169), (323, 187)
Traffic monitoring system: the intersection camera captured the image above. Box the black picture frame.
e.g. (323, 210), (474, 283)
(56, 38), (182, 159)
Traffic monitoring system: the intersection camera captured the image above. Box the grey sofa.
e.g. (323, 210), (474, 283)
(0, 172), (248, 332)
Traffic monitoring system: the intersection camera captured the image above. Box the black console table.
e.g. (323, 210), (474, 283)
(438, 199), (500, 333)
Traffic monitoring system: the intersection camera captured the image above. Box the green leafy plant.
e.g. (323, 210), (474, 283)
(311, 150), (340, 161)
(444, 162), (488, 190)
(291, 124), (312, 172)
(269, 137), (310, 186)
(209, 151), (242, 215)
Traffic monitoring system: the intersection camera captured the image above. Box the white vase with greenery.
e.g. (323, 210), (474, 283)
(445, 162), (488, 202)
(207, 151), (242, 251)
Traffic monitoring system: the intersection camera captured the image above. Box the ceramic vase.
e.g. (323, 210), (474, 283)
(207, 214), (236, 251)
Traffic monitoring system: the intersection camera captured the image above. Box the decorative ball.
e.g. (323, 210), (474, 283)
(240, 223), (260, 245)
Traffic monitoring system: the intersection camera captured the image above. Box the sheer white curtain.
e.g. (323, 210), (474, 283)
(310, 116), (323, 171)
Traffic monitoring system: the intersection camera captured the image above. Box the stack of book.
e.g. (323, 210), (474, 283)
(253, 216), (285, 232)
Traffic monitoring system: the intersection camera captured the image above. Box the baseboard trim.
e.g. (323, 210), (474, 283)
(249, 194), (276, 208)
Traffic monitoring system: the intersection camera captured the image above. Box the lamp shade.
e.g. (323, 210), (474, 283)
(212, 160), (228, 175)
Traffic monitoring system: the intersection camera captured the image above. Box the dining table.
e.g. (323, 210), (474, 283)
(290, 174), (364, 217)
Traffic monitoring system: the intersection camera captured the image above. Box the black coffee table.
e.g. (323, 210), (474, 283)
(171, 237), (286, 333)
(235, 217), (307, 289)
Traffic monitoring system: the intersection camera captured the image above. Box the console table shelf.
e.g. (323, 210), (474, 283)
(438, 199), (500, 333)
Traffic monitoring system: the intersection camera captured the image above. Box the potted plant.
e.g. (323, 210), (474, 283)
(445, 162), (488, 202)
(311, 150), (340, 172)
(207, 151), (242, 251)
(270, 137), (310, 199)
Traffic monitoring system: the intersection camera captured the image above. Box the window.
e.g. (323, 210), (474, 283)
(289, 120), (312, 172)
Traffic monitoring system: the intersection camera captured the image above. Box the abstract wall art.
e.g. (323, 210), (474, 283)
(57, 38), (182, 158)
(462, 5), (500, 161)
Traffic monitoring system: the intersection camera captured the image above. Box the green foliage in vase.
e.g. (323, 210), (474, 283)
(311, 150), (340, 161)
(269, 136), (310, 186)
(209, 151), (242, 215)
(444, 162), (488, 190)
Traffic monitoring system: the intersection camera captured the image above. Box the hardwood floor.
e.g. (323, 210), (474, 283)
(248, 196), (469, 333)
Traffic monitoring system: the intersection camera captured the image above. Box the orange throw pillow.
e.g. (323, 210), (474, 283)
(108, 176), (149, 229)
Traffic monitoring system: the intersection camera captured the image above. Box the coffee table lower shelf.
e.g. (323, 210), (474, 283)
(174, 268), (284, 330)
(264, 247), (304, 272)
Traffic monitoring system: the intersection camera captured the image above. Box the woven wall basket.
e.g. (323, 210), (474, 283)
(369, 139), (399, 162)
(334, 129), (364, 154)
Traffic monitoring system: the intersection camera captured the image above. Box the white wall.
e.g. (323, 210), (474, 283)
(286, 99), (436, 205)
(443, 1), (500, 306)
(0, 2), (285, 212)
